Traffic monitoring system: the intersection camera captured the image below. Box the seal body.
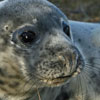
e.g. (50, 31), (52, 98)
(0, 0), (100, 100)
(61, 21), (100, 100)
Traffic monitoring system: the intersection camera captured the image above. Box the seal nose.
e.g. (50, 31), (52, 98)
(57, 50), (79, 76)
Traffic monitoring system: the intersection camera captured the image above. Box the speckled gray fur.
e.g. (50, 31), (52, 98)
(0, 0), (100, 100)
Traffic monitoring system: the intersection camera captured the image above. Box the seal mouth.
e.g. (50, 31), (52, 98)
(41, 67), (81, 86)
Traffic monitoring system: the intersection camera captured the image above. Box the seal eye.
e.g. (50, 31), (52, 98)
(62, 21), (71, 38)
(19, 31), (36, 44)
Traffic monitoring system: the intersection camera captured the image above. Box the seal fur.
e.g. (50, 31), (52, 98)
(0, 0), (100, 100)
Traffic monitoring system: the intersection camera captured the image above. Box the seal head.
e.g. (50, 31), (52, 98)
(0, 0), (84, 89)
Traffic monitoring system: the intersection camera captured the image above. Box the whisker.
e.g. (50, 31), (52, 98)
(36, 87), (42, 100)
(85, 64), (100, 72)
(76, 75), (80, 97)
(82, 66), (96, 100)
(79, 74), (84, 100)
(80, 71), (88, 100)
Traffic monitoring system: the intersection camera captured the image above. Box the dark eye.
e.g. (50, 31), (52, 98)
(18, 31), (36, 44)
(62, 21), (71, 38)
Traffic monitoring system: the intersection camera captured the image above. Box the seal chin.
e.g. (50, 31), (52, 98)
(41, 67), (81, 87)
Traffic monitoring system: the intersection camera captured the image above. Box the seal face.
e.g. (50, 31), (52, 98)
(0, 0), (84, 100)
(11, 22), (83, 87)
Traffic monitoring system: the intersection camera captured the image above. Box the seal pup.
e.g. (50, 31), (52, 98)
(0, 0), (100, 100)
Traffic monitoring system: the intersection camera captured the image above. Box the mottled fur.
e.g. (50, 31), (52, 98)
(0, 0), (100, 100)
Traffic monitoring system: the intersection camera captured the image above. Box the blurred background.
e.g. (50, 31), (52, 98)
(49, 0), (100, 22)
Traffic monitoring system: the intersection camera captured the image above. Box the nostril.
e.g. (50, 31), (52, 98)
(58, 55), (69, 68)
